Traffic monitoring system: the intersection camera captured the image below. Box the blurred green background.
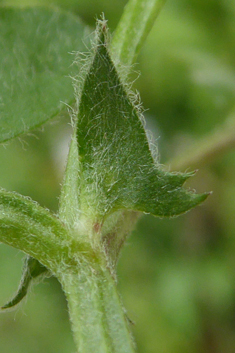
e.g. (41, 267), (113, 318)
(1, 0), (235, 352)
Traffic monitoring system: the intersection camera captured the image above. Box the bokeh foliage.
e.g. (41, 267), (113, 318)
(1, 0), (235, 352)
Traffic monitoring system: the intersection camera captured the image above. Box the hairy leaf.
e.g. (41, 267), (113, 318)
(1, 256), (49, 310)
(75, 21), (208, 224)
(0, 7), (88, 143)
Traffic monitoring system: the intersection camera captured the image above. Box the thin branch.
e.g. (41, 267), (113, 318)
(167, 115), (235, 171)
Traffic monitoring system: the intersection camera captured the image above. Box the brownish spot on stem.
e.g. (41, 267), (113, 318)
(93, 222), (102, 233)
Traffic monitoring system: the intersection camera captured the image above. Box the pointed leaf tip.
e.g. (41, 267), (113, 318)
(94, 15), (110, 49)
(1, 256), (49, 310)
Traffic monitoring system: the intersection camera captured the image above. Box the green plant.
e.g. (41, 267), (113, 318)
(0, 1), (212, 352)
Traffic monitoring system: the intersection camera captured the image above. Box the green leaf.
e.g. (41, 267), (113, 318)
(74, 20), (208, 225)
(0, 7), (88, 143)
(111, 0), (167, 70)
(1, 256), (49, 310)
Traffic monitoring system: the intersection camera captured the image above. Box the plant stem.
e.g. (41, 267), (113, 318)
(111, 0), (166, 70)
(167, 116), (235, 171)
(55, 257), (135, 353)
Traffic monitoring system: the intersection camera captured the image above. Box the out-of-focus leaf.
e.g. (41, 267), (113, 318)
(0, 7), (88, 143)
(1, 256), (49, 310)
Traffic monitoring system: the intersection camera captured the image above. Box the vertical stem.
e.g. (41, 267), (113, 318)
(56, 258), (135, 353)
(111, 0), (167, 69)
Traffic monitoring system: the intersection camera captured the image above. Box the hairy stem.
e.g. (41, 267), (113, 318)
(55, 258), (135, 353)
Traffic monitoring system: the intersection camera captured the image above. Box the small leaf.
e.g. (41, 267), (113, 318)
(74, 20), (208, 226)
(1, 256), (49, 310)
(0, 7), (89, 143)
